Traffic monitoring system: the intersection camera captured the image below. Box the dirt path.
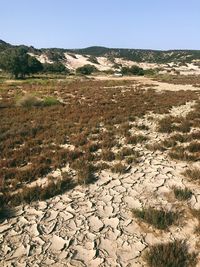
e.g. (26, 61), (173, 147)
(94, 75), (200, 92)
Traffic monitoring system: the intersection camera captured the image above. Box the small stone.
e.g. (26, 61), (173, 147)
(73, 245), (96, 266)
(14, 207), (24, 216)
(50, 235), (68, 251)
(96, 173), (112, 186)
(60, 211), (74, 221)
(10, 245), (26, 259)
(88, 216), (104, 232)
(123, 221), (141, 235)
(53, 202), (66, 210)
(29, 223), (39, 237)
(41, 219), (57, 234)
(124, 196), (141, 209)
(38, 201), (48, 210)
(104, 217), (119, 228)
(25, 207), (44, 217)
(60, 195), (73, 203)
(99, 238), (117, 258)
(118, 240), (146, 261)
(46, 210), (59, 222)
(3, 245), (11, 255)
(103, 205), (114, 217)
(107, 179), (121, 189)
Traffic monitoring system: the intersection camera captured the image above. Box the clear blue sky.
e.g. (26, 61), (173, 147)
(0, 0), (199, 50)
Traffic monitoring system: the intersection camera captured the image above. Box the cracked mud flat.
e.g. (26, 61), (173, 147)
(1, 100), (200, 266)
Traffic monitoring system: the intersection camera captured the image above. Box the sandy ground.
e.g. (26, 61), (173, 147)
(94, 75), (200, 91)
(64, 54), (112, 71)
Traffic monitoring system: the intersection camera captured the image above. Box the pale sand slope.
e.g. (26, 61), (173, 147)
(28, 50), (200, 75)
(1, 100), (200, 266)
(64, 54), (112, 71)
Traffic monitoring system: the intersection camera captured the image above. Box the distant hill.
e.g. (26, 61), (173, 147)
(0, 40), (200, 64)
(72, 46), (200, 63)
(1, 40), (200, 76)
(0, 39), (12, 52)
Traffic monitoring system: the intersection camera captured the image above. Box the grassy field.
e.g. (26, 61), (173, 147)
(0, 76), (199, 205)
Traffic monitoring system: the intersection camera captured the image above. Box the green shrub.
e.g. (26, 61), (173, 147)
(173, 187), (192, 201)
(144, 68), (158, 76)
(43, 96), (60, 106)
(88, 56), (99, 64)
(0, 48), (43, 79)
(0, 206), (15, 222)
(76, 64), (97, 75)
(121, 65), (144, 76)
(43, 62), (69, 74)
(16, 95), (60, 108)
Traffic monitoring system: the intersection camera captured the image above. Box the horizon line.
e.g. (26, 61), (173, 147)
(1, 39), (200, 52)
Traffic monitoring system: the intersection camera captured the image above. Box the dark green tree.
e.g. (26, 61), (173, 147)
(28, 56), (43, 75)
(43, 62), (69, 74)
(121, 65), (144, 76)
(129, 65), (144, 75)
(0, 48), (43, 78)
(76, 64), (97, 75)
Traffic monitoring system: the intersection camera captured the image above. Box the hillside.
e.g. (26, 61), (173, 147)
(0, 40), (12, 52)
(73, 46), (200, 63)
(1, 40), (200, 74)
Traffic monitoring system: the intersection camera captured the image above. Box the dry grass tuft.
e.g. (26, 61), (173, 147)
(111, 163), (128, 174)
(190, 209), (200, 233)
(187, 142), (200, 153)
(101, 149), (115, 162)
(133, 207), (178, 230)
(71, 159), (96, 184)
(16, 94), (42, 107)
(145, 240), (197, 267)
(126, 134), (148, 145)
(157, 116), (174, 133)
(173, 187), (192, 201)
(183, 168), (200, 183)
